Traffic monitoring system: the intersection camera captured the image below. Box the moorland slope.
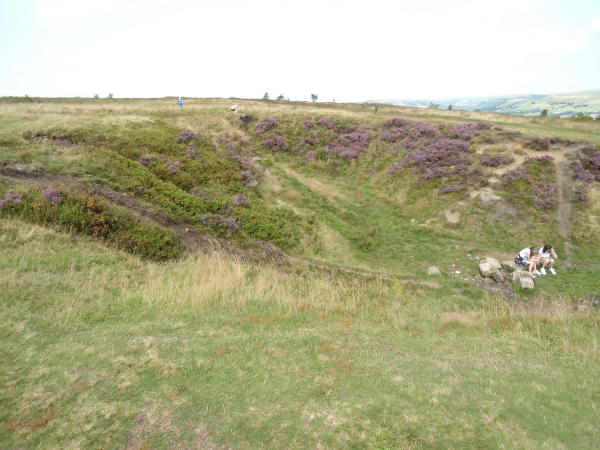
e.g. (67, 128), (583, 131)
(1, 98), (599, 449)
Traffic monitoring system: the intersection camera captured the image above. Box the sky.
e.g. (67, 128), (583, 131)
(0, 0), (599, 102)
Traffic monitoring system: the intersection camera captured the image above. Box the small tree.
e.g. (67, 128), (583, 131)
(428, 102), (439, 109)
(107, 93), (114, 99)
(93, 94), (99, 99)
(448, 104), (453, 110)
(263, 92), (270, 100)
(276, 94), (285, 101)
(540, 109), (548, 117)
(310, 93), (318, 102)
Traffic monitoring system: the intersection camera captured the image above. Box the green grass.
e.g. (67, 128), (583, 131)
(1, 219), (599, 449)
(1, 98), (600, 448)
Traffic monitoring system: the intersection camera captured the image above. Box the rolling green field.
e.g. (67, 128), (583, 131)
(1, 98), (599, 449)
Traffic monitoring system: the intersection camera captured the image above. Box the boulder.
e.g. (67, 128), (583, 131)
(428, 266), (441, 276)
(518, 277), (535, 290)
(501, 260), (517, 272)
(492, 268), (504, 283)
(482, 258), (501, 270)
(479, 258), (501, 278)
(479, 261), (493, 278)
(512, 269), (532, 283)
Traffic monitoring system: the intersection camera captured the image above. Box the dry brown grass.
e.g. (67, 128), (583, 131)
(126, 252), (391, 315)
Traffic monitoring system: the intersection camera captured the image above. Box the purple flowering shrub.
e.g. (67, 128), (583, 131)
(262, 134), (289, 153)
(481, 152), (512, 167)
(303, 119), (315, 129)
(177, 129), (203, 143)
(230, 154), (263, 187)
(299, 137), (318, 146)
(42, 188), (62, 205)
(258, 241), (289, 266)
(255, 118), (280, 135)
(232, 194), (249, 207)
(502, 157), (558, 210)
(317, 117), (337, 129)
(388, 135), (485, 194)
(568, 146), (600, 204)
(524, 137), (551, 151)
(305, 151), (316, 162)
(183, 146), (200, 161)
(0, 189), (23, 210)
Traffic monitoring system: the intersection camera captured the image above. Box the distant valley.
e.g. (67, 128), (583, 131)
(367, 89), (600, 117)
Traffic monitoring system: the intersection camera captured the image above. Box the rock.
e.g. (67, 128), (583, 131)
(492, 268), (504, 283)
(501, 260), (517, 272)
(479, 261), (493, 278)
(512, 269), (529, 282)
(481, 258), (501, 270)
(518, 277), (535, 290)
(428, 266), (441, 276)
(512, 269), (534, 289)
(247, 180), (259, 187)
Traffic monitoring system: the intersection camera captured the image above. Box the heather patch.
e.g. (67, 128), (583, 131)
(481, 152), (512, 167)
(447, 122), (491, 141)
(255, 118), (280, 135)
(524, 136), (551, 151)
(502, 156), (558, 210)
(177, 129), (203, 143)
(262, 134), (289, 153)
(569, 145), (600, 203)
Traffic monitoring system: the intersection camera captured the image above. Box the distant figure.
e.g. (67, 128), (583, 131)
(231, 104), (238, 115)
(38, 99), (45, 109)
(375, 104), (379, 114)
(178, 97), (183, 108)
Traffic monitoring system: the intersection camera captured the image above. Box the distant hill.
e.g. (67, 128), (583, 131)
(366, 89), (600, 117)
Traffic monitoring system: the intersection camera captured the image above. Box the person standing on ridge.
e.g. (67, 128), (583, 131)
(178, 97), (183, 108)
(375, 104), (379, 114)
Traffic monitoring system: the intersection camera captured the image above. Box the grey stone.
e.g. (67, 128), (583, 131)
(492, 268), (504, 283)
(479, 261), (493, 278)
(501, 260), (517, 272)
(482, 258), (501, 270)
(428, 266), (441, 276)
(518, 277), (535, 290)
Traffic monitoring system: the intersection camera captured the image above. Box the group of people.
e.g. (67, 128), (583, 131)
(515, 245), (558, 278)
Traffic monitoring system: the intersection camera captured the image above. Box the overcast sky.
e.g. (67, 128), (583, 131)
(1, 0), (599, 102)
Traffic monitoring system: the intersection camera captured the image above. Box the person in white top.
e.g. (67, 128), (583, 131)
(515, 246), (542, 277)
(231, 104), (238, 115)
(537, 244), (557, 275)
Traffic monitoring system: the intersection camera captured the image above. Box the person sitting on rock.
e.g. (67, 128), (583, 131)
(537, 244), (557, 275)
(515, 246), (542, 278)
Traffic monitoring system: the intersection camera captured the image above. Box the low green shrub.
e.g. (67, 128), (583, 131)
(0, 187), (184, 261)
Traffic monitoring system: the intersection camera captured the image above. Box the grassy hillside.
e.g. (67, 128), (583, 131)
(1, 98), (600, 448)
(369, 89), (600, 117)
